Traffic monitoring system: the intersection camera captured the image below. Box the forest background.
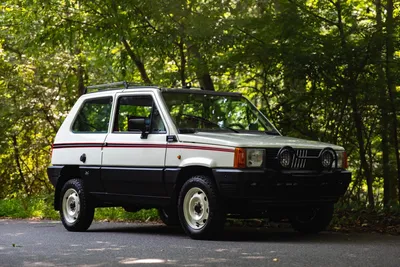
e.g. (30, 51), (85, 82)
(0, 0), (399, 231)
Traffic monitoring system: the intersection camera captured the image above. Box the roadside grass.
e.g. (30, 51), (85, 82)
(0, 195), (58, 220)
(0, 194), (158, 222)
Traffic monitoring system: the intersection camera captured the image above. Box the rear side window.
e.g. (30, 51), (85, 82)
(72, 97), (112, 133)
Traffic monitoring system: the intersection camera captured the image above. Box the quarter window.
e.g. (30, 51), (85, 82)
(72, 97), (112, 133)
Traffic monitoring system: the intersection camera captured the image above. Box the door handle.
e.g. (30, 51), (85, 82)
(80, 153), (87, 163)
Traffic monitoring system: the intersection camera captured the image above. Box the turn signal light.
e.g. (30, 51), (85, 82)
(234, 147), (246, 168)
(343, 151), (348, 169)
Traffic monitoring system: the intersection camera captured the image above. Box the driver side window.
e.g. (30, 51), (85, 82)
(113, 95), (166, 134)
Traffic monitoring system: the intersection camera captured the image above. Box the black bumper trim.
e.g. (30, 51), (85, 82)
(47, 166), (63, 187)
(213, 168), (351, 204)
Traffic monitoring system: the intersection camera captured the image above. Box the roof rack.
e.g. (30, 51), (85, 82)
(84, 81), (158, 94)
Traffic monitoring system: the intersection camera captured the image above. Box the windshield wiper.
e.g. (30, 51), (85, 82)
(221, 126), (239, 133)
(265, 130), (280, 135)
(178, 128), (197, 134)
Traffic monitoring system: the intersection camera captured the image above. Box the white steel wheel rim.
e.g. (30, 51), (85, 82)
(183, 187), (209, 230)
(62, 188), (81, 224)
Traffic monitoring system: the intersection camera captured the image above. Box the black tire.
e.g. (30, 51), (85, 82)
(290, 204), (334, 234)
(178, 175), (225, 239)
(59, 179), (94, 232)
(158, 207), (179, 226)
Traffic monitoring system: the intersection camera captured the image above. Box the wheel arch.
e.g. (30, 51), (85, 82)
(54, 165), (81, 210)
(172, 165), (219, 204)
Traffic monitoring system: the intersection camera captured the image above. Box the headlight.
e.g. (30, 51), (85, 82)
(247, 149), (264, 168)
(234, 148), (264, 168)
(336, 151), (348, 169)
(278, 147), (293, 168)
(321, 150), (334, 168)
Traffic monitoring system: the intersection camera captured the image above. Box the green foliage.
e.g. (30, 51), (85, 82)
(0, 195), (58, 219)
(0, 194), (158, 222)
(94, 208), (158, 222)
(0, 0), (399, 208)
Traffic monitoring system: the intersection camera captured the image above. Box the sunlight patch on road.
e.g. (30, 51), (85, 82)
(4, 232), (24, 237)
(119, 258), (167, 264)
(241, 256), (266, 259)
(85, 247), (122, 251)
(23, 261), (56, 266)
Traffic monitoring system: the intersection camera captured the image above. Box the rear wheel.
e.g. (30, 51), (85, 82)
(158, 207), (179, 226)
(178, 175), (225, 239)
(60, 179), (94, 232)
(290, 204), (334, 234)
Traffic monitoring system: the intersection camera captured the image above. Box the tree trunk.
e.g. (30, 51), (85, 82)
(11, 135), (29, 195)
(121, 37), (152, 85)
(76, 54), (86, 96)
(178, 40), (187, 88)
(188, 43), (215, 91)
(386, 0), (400, 203)
(375, 0), (392, 205)
(336, 0), (374, 207)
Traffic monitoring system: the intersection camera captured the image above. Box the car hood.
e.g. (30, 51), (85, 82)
(177, 132), (344, 150)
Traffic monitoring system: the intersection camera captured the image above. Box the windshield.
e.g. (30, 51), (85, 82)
(162, 91), (279, 134)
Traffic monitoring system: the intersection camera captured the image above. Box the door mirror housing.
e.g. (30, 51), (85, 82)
(128, 118), (150, 139)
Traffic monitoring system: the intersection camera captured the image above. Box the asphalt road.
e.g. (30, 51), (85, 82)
(0, 219), (399, 267)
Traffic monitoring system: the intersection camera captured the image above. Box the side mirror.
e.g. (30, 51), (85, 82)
(128, 118), (146, 132)
(128, 118), (149, 139)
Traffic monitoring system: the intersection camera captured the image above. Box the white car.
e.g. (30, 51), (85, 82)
(47, 82), (351, 239)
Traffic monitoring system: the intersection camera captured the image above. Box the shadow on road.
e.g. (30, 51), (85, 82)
(89, 223), (186, 236)
(88, 223), (390, 244)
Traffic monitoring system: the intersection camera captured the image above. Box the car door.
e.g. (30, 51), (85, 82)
(101, 92), (168, 197)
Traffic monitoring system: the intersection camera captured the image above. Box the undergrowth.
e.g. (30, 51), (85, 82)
(0, 194), (158, 222)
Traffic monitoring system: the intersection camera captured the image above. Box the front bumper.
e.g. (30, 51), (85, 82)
(213, 168), (351, 208)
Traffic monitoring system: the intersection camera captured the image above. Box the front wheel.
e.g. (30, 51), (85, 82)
(290, 204), (334, 234)
(60, 179), (94, 232)
(178, 175), (225, 239)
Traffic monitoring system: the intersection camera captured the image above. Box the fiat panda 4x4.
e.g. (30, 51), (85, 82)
(47, 82), (351, 239)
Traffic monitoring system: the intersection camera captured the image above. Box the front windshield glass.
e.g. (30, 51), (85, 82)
(162, 91), (279, 134)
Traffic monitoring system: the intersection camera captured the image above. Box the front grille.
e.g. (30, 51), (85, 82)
(291, 150), (307, 169)
(265, 148), (322, 170)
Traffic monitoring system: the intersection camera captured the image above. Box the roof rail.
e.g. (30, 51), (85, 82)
(84, 81), (159, 94)
(84, 81), (129, 94)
